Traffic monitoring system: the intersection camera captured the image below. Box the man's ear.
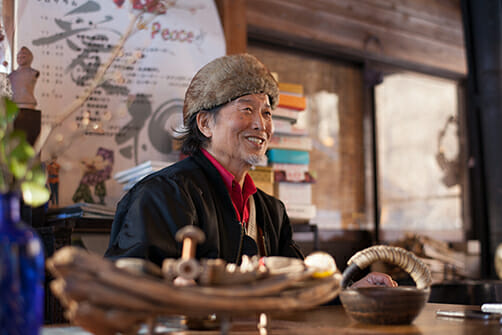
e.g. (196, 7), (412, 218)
(196, 111), (212, 138)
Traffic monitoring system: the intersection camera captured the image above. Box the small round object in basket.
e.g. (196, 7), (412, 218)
(304, 251), (337, 278)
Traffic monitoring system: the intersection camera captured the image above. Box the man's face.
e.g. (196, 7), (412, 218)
(201, 93), (274, 170)
(17, 48), (32, 67)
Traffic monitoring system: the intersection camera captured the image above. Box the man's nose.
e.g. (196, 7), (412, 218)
(252, 112), (269, 131)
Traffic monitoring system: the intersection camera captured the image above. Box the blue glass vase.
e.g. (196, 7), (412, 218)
(0, 192), (44, 335)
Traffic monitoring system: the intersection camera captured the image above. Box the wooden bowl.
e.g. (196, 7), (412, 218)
(340, 286), (430, 324)
(339, 245), (432, 325)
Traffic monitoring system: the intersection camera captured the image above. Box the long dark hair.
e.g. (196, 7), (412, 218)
(179, 105), (223, 155)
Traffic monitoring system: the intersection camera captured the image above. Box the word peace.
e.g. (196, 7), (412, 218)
(151, 22), (194, 43)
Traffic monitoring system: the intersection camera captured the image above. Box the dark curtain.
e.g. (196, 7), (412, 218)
(461, 0), (502, 278)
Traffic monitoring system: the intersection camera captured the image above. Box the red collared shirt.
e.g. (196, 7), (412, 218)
(201, 149), (257, 226)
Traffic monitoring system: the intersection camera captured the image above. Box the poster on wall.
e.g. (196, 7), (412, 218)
(0, 0), (12, 93)
(14, 0), (225, 208)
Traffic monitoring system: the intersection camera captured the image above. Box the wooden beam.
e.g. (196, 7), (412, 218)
(2, 0), (14, 59)
(295, 0), (464, 47)
(362, 0), (462, 26)
(215, 0), (247, 54)
(246, 0), (466, 77)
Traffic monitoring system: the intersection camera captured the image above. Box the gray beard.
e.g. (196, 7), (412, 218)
(246, 153), (267, 166)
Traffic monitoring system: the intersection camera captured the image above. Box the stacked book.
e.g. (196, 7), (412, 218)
(46, 202), (116, 221)
(113, 160), (175, 190)
(268, 81), (316, 222)
(248, 166), (274, 196)
(273, 82), (307, 124)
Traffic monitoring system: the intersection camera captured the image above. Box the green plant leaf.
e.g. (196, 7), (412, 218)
(9, 130), (35, 161)
(9, 157), (27, 180)
(21, 181), (50, 207)
(0, 168), (6, 192)
(7, 131), (35, 179)
(21, 163), (48, 207)
(0, 98), (6, 130)
(25, 163), (47, 185)
(5, 98), (19, 123)
(0, 97), (19, 130)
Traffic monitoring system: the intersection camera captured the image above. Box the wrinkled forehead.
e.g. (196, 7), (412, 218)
(233, 93), (271, 107)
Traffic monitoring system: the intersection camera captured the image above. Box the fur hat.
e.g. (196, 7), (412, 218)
(183, 53), (279, 125)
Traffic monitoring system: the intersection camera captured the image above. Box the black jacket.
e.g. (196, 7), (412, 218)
(105, 150), (303, 266)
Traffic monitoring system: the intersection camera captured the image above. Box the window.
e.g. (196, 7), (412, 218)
(375, 72), (464, 241)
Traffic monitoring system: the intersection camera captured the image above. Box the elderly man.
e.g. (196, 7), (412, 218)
(105, 54), (396, 288)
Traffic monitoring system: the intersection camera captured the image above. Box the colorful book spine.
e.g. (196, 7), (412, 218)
(279, 82), (304, 96)
(273, 118), (309, 135)
(271, 163), (309, 182)
(252, 181), (274, 196)
(278, 94), (307, 110)
(248, 166), (274, 196)
(274, 168), (315, 183)
(275, 182), (312, 205)
(273, 118), (293, 134)
(273, 107), (304, 124)
(247, 166), (274, 183)
(284, 203), (316, 220)
(268, 134), (312, 151)
(267, 149), (310, 165)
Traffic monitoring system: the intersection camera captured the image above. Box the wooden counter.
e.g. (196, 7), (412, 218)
(44, 303), (501, 334)
(263, 303), (501, 335)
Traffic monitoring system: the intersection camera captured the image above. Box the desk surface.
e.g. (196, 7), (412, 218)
(44, 303), (501, 335)
(264, 303), (501, 335)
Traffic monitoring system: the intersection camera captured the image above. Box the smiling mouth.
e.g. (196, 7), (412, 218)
(246, 136), (265, 145)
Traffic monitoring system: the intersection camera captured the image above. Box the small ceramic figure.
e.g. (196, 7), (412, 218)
(8, 46), (39, 109)
(8, 47), (41, 146)
(47, 155), (61, 208)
